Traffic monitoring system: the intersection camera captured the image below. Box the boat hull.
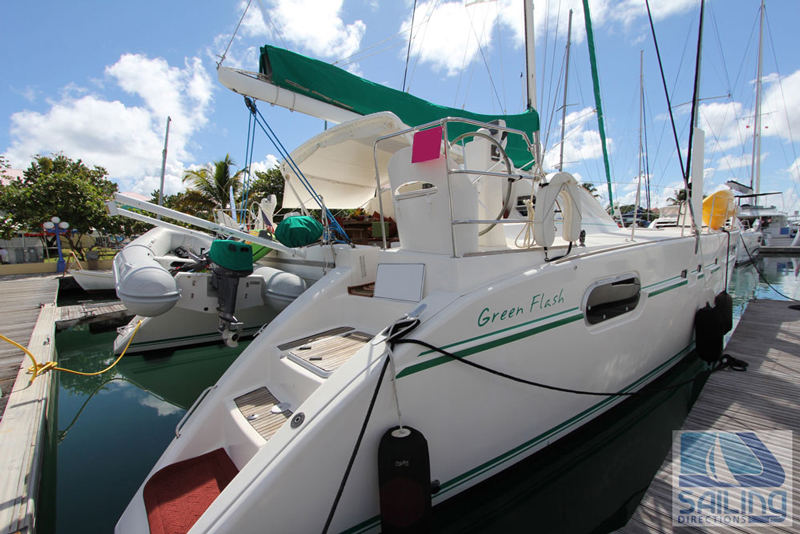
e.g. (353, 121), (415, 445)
(116, 229), (735, 534)
(114, 305), (278, 354)
(71, 269), (116, 292)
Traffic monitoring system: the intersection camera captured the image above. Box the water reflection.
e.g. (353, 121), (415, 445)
(45, 326), (248, 534)
(42, 255), (796, 534)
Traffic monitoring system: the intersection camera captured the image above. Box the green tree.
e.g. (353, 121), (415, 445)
(667, 189), (688, 205)
(0, 156), (20, 239)
(0, 154), (148, 259)
(181, 154), (246, 220)
(580, 182), (600, 199)
(248, 166), (285, 208)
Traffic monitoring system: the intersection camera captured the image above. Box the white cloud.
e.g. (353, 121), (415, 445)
(716, 152), (759, 173)
(210, 32), (260, 70)
(402, 1), (499, 78)
(4, 54), (215, 197)
(760, 70), (800, 143)
(243, 0), (365, 60)
(400, 0), (699, 80)
(542, 107), (606, 171)
(9, 85), (38, 103)
(139, 395), (183, 417)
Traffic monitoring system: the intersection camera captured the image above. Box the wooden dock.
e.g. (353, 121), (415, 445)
(0, 274), (59, 418)
(56, 301), (131, 331)
(0, 274), (59, 534)
(615, 299), (800, 533)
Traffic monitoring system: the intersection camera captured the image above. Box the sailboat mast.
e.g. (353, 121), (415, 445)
(157, 116), (172, 220)
(581, 0), (615, 216)
(751, 0), (765, 195)
(558, 10), (574, 171)
(523, 0), (542, 169)
(632, 50), (644, 236)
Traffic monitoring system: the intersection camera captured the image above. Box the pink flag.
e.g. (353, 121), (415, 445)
(411, 126), (443, 163)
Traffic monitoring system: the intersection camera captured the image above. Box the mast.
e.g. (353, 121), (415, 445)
(558, 10), (573, 171)
(685, 0), (706, 238)
(581, 0), (615, 215)
(632, 50), (644, 237)
(523, 0), (542, 169)
(751, 0), (765, 196)
(157, 116), (172, 220)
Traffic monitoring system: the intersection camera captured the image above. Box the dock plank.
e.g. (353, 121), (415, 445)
(0, 275), (58, 420)
(0, 303), (57, 534)
(615, 299), (800, 534)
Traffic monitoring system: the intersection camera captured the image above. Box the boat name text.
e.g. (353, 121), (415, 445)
(477, 289), (565, 328)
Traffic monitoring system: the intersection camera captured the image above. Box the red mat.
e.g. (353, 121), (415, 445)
(143, 448), (239, 534)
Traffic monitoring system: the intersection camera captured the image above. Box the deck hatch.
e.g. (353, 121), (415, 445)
(283, 329), (373, 377)
(234, 387), (291, 441)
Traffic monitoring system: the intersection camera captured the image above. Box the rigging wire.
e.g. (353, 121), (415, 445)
(453, 23), (474, 107)
(401, 0), (418, 92)
(244, 98), (351, 244)
(764, 10), (800, 209)
(218, 0), (253, 67)
(494, 1), (507, 113)
(464, 2), (504, 113)
(405, 0), (443, 93)
(337, 41), (407, 68)
(543, 0), (563, 151)
(256, 0), (288, 49)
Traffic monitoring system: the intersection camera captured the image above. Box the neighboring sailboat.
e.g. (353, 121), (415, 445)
(116, 2), (739, 533)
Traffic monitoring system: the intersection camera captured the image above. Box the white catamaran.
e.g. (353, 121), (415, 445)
(116, 2), (739, 533)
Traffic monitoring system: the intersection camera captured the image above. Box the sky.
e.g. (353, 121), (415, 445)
(2, 0), (800, 215)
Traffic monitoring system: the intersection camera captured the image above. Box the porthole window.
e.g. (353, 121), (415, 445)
(585, 276), (641, 325)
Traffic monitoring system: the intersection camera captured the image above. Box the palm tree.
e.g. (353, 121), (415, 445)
(182, 154), (246, 211)
(666, 188), (688, 205)
(581, 182), (600, 198)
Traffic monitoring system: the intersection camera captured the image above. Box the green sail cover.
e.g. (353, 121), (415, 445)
(259, 45), (540, 169)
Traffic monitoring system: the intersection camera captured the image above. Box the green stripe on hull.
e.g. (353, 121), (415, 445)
(339, 342), (696, 533)
(420, 307), (580, 356)
(647, 279), (688, 298)
(397, 312), (584, 378)
(436, 342), (695, 495)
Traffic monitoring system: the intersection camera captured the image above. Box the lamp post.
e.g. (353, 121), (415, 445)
(43, 217), (70, 273)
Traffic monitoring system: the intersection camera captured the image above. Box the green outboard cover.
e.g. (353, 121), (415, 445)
(208, 240), (254, 274)
(274, 216), (323, 247)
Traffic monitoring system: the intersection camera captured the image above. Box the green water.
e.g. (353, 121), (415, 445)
(40, 256), (796, 533)
(42, 329), (250, 534)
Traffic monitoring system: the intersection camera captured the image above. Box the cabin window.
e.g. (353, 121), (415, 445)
(585, 276), (641, 325)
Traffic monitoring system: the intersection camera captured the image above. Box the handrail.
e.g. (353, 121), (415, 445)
(175, 385), (217, 438)
(373, 116), (539, 256)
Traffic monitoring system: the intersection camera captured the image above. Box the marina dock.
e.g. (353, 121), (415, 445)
(0, 275), (59, 418)
(56, 301), (130, 331)
(615, 299), (800, 533)
(0, 274), (58, 534)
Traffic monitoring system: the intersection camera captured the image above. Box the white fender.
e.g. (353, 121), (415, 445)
(533, 172), (583, 247)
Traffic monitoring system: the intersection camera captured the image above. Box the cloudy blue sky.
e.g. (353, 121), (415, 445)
(2, 0), (799, 213)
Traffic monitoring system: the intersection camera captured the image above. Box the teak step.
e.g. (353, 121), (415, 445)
(281, 328), (373, 378)
(143, 448), (238, 534)
(235, 386), (291, 441)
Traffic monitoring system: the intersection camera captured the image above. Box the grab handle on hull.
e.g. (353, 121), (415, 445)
(176, 385), (217, 438)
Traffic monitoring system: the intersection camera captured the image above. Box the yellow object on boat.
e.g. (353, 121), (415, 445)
(702, 190), (736, 230)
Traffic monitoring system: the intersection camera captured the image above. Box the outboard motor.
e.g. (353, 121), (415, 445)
(208, 240), (254, 347)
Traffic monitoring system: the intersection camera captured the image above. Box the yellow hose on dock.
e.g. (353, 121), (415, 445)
(0, 320), (142, 384)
